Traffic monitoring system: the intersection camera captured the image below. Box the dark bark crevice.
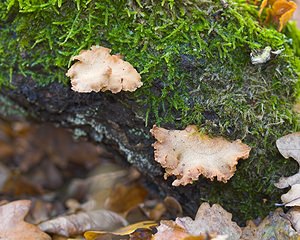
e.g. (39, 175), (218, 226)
(1, 76), (205, 219)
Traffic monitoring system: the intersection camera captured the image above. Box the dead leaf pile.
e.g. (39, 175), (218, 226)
(258, 0), (297, 32)
(274, 132), (300, 233)
(153, 202), (241, 240)
(0, 120), (103, 195)
(151, 125), (251, 186)
(241, 208), (299, 240)
(0, 120), (156, 238)
(275, 132), (300, 189)
(2, 119), (300, 240)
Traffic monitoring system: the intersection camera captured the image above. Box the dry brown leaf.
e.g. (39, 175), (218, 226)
(0, 200), (51, 240)
(38, 209), (127, 237)
(105, 182), (148, 213)
(182, 236), (206, 240)
(241, 208), (299, 240)
(16, 123), (101, 172)
(151, 125), (251, 186)
(0, 141), (14, 159)
(153, 220), (198, 240)
(187, 203), (241, 238)
(129, 229), (153, 240)
(27, 199), (57, 225)
(281, 183), (300, 207)
(67, 164), (128, 206)
(274, 132), (300, 189)
(66, 46), (142, 93)
(287, 206), (300, 233)
(2, 172), (43, 196)
(84, 220), (157, 240)
(153, 202), (241, 240)
(163, 196), (183, 218)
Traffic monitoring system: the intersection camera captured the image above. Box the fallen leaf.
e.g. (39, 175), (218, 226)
(153, 221), (228, 240)
(183, 236), (206, 240)
(67, 164), (128, 204)
(38, 209), (127, 237)
(0, 200), (51, 240)
(163, 196), (183, 218)
(287, 206), (300, 233)
(129, 228), (153, 240)
(153, 202), (241, 240)
(2, 172), (43, 196)
(147, 202), (166, 221)
(186, 203), (241, 238)
(150, 125), (251, 186)
(105, 182), (148, 213)
(241, 208), (299, 239)
(274, 132), (300, 189)
(84, 220), (157, 240)
(259, 0), (297, 31)
(281, 183), (300, 206)
(26, 199), (61, 225)
(153, 220), (197, 240)
(0, 141), (14, 159)
(66, 46), (142, 93)
(16, 124), (101, 172)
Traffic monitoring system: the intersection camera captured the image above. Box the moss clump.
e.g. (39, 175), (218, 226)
(0, 0), (300, 221)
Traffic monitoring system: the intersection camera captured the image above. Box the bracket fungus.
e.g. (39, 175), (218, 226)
(66, 46), (142, 93)
(150, 125), (251, 186)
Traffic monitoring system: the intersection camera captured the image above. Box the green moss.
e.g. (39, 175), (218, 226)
(0, 0), (300, 221)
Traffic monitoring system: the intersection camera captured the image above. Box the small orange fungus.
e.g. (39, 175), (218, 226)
(259, 0), (297, 31)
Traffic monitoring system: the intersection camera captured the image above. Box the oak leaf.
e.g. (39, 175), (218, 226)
(66, 46), (142, 93)
(151, 125), (251, 186)
(0, 200), (51, 240)
(153, 202), (241, 240)
(287, 207), (300, 233)
(274, 132), (300, 189)
(241, 208), (299, 239)
(281, 183), (300, 206)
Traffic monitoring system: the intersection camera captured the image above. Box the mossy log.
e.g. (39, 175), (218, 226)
(1, 0), (300, 223)
(0, 77), (204, 218)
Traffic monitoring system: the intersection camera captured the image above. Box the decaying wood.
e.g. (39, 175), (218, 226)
(0, 76), (212, 217)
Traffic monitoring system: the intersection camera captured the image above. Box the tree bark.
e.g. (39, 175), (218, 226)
(0, 76), (209, 218)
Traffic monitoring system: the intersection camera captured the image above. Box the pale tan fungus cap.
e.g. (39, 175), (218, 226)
(66, 46), (142, 93)
(150, 125), (251, 186)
